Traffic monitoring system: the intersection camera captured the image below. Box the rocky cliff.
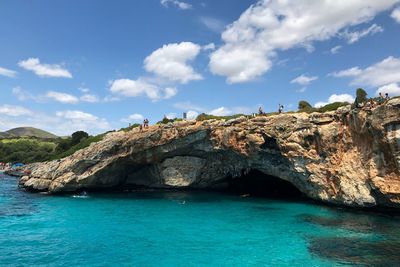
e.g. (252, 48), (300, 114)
(20, 99), (400, 209)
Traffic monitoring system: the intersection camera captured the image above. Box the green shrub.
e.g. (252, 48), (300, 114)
(119, 124), (140, 132)
(50, 133), (106, 160)
(196, 113), (247, 122)
(356, 88), (368, 104)
(298, 100), (312, 111)
(0, 138), (57, 163)
(317, 102), (349, 112)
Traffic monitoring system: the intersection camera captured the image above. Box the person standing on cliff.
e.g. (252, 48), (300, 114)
(278, 104), (284, 114)
(378, 92), (384, 105)
(258, 107), (264, 115)
(385, 93), (390, 102)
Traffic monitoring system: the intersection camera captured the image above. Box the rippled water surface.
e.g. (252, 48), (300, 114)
(1, 173), (400, 266)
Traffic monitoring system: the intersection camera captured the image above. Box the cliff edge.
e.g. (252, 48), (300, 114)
(20, 99), (400, 209)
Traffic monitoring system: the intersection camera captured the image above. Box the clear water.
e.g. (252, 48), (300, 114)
(1, 173), (400, 267)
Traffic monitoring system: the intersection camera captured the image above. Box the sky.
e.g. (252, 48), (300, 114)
(1, 0), (400, 135)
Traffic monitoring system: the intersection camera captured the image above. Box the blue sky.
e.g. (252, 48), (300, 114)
(1, 0), (400, 135)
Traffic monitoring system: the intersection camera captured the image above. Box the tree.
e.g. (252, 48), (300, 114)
(356, 88), (368, 104)
(71, 131), (89, 145)
(298, 100), (312, 111)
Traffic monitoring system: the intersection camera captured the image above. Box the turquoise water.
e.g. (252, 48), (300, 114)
(1, 173), (400, 266)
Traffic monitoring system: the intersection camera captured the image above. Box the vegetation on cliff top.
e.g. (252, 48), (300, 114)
(0, 131), (105, 163)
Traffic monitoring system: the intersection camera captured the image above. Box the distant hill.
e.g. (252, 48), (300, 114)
(1, 127), (58, 139)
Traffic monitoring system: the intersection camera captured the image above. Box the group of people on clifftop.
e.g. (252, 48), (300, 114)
(138, 118), (149, 132)
(358, 92), (391, 109)
(258, 104), (284, 116)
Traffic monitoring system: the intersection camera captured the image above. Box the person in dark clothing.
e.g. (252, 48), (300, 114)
(378, 92), (384, 105)
(278, 104), (284, 114)
(258, 107), (264, 115)
(385, 93), (390, 101)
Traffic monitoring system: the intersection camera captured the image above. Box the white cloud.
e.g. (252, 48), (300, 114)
(0, 67), (17, 78)
(13, 87), (102, 104)
(202, 43), (216, 51)
(330, 45), (342, 54)
(0, 105), (33, 117)
(0, 106), (110, 135)
(209, 106), (232, 116)
(209, 0), (398, 83)
(314, 94), (355, 108)
(160, 0), (192, 10)
(166, 113), (177, 119)
(376, 83), (400, 96)
(391, 7), (400, 23)
(103, 95), (120, 102)
(144, 42), (202, 84)
(199, 17), (225, 32)
(45, 91), (79, 104)
(109, 78), (161, 100)
(78, 87), (90, 93)
(330, 56), (400, 87)
(121, 113), (144, 123)
(55, 110), (110, 132)
(80, 94), (100, 103)
(163, 87), (178, 99)
(340, 24), (383, 44)
(186, 110), (199, 120)
(291, 74), (318, 86)
(18, 58), (72, 78)
(330, 67), (362, 77)
(109, 78), (177, 101)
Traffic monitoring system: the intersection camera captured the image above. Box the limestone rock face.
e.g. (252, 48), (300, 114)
(20, 99), (400, 208)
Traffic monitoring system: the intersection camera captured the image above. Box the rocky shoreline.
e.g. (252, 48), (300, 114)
(19, 99), (400, 209)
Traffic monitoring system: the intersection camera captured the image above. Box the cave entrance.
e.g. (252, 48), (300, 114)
(224, 169), (304, 200)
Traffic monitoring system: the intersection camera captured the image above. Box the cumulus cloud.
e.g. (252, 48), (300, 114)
(330, 56), (400, 87)
(45, 91), (79, 104)
(209, 107), (232, 116)
(209, 0), (398, 83)
(109, 78), (176, 101)
(144, 42), (202, 84)
(199, 17), (225, 32)
(0, 67), (17, 78)
(0, 105), (33, 117)
(291, 74), (318, 86)
(121, 113), (144, 123)
(376, 83), (400, 96)
(391, 7), (400, 23)
(18, 58), (72, 78)
(330, 45), (342, 54)
(340, 24), (383, 44)
(186, 110), (199, 120)
(163, 87), (178, 99)
(314, 94), (355, 108)
(55, 110), (110, 132)
(109, 79), (160, 99)
(160, 0), (192, 10)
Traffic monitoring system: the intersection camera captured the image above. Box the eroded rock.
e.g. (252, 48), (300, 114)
(19, 102), (400, 209)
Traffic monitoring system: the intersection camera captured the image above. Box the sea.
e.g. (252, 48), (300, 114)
(1, 172), (400, 266)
